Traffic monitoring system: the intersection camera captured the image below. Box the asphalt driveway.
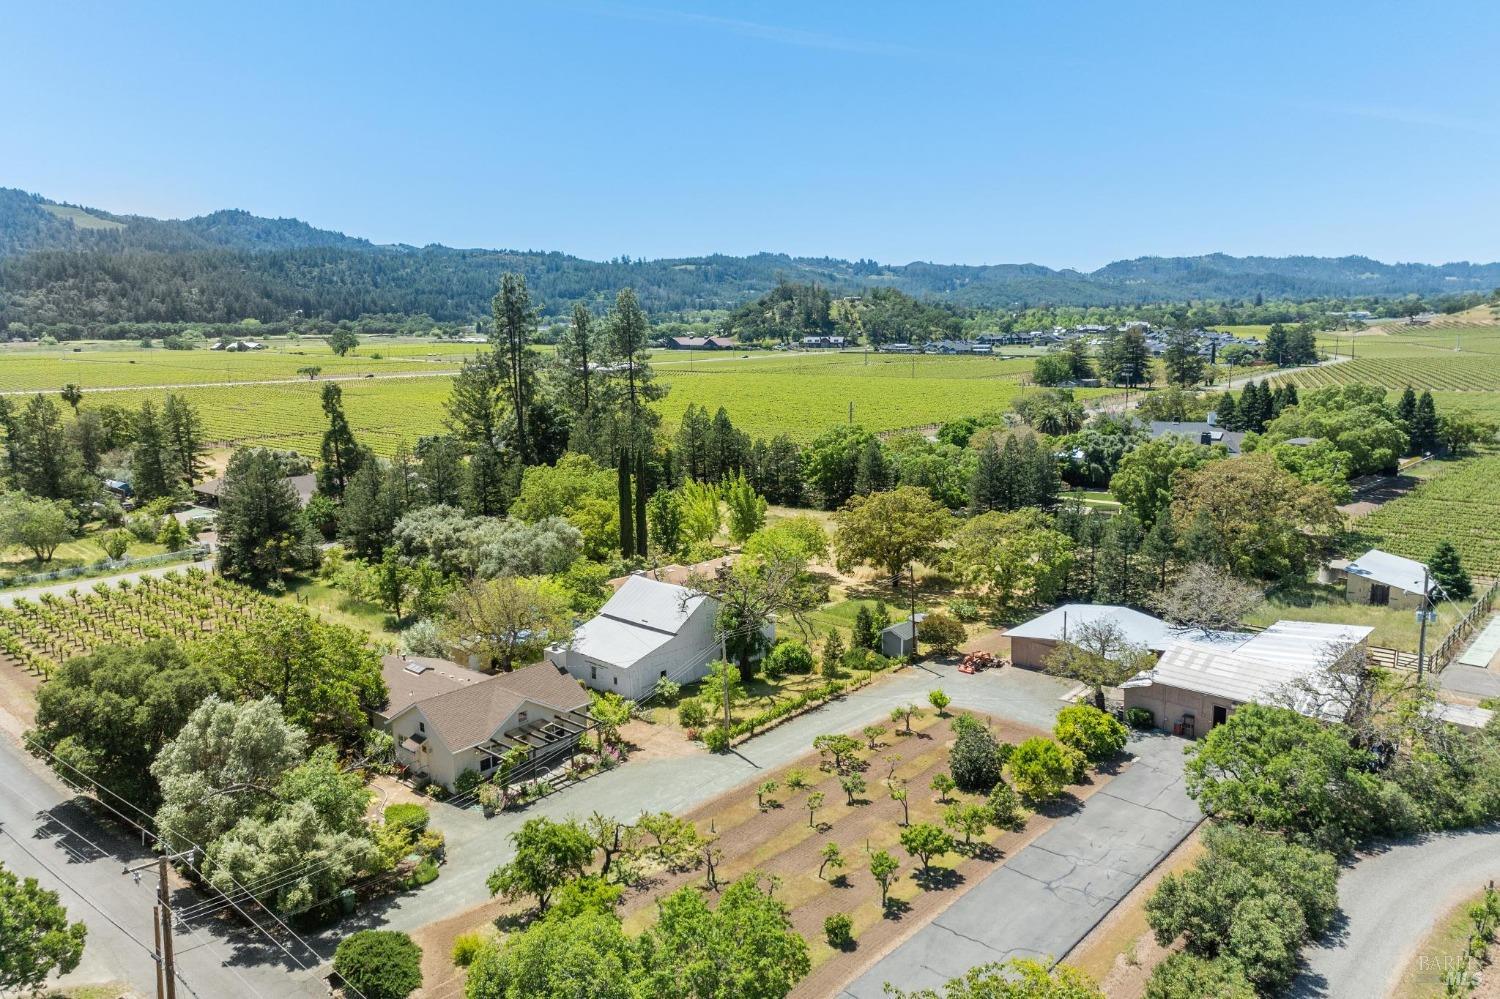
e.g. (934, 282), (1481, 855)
(841, 731), (1201, 998)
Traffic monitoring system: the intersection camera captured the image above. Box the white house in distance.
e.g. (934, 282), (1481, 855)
(1342, 549), (1434, 610)
(375, 654), (592, 790)
(548, 574), (721, 701)
(1122, 621), (1374, 737)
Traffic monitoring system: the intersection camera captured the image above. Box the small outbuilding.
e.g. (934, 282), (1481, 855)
(1343, 549), (1433, 610)
(1121, 620), (1373, 737)
(880, 614), (926, 658)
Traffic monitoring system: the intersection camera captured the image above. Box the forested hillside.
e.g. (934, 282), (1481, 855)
(3, 187), (1499, 328)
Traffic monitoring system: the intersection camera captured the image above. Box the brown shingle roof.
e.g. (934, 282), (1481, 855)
(383, 658), (590, 751)
(377, 655), (491, 720)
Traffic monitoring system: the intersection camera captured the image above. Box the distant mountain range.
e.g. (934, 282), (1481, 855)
(2, 187), (1498, 325)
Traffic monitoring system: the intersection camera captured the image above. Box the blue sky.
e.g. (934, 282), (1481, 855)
(7, 1), (1499, 268)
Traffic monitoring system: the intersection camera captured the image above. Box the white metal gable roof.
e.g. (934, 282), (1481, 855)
(1346, 549), (1430, 596)
(599, 575), (704, 634)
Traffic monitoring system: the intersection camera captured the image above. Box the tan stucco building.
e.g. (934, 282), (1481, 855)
(1343, 549), (1433, 611)
(375, 655), (592, 790)
(1121, 620), (1374, 737)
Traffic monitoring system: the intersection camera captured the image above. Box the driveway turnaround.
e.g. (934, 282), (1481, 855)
(1291, 825), (1500, 999)
(842, 732), (1200, 999)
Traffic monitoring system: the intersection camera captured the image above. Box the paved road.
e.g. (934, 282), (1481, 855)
(0, 559), (213, 607)
(842, 732), (1200, 998)
(0, 734), (329, 998)
(370, 660), (1076, 933)
(1291, 825), (1500, 999)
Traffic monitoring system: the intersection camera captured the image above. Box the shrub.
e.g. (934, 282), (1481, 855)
(332, 930), (423, 999)
(917, 612), (966, 655)
(703, 727), (730, 753)
(383, 804), (430, 837)
(678, 698), (709, 729)
(949, 723), (1006, 793)
(824, 912), (855, 950)
(985, 780), (1024, 830)
(477, 783), (505, 815)
(406, 857), (439, 887)
(949, 598), (981, 622)
(453, 769), (486, 796)
(764, 641), (815, 679)
(1145, 953), (1256, 999)
(1006, 738), (1081, 802)
(1054, 704), (1128, 763)
(451, 930), (488, 967)
(654, 677), (681, 705)
(1126, 706), (1155, 730)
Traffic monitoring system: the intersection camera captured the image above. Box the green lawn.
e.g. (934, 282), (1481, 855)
(1245, 579), (1463, 653)
(1, 532), (172, 585)
(278, 576), (401, 644)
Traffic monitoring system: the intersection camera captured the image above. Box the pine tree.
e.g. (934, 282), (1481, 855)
(1140, 514), (1179, 591)
(1264, 323), (1290, 366)
(853, 438), (888, 495)
(318, 383), (364, 498)
(969, 436), (1006, 513)
(1412, 391), (1438, 452)
(853, 606), (876, 651)
(491, 272), (541, 464)
(1214, 392), (1240, 431)
(160, 394), (206, 487)
(130, 401), (173, 500)
(1428, 540), (1472, 601)
(339, 462), (401, 560)
(1397, 385), (1418, 431)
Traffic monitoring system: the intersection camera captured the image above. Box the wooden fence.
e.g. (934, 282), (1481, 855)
(1369, 578), (1500, 675)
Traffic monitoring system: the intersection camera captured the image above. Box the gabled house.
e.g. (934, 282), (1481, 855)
(376, 655), (592, 790)
(547, 574), (722, 700)
(193, 472), (317, 509)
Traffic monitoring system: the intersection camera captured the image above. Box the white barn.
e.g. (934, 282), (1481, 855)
(548, 574), (721, 701)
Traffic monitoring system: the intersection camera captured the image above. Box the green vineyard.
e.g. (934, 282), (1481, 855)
(1355, 453), (1500, 579)
(1293, 355), (1500, 392)
(0, 569), (269, 678)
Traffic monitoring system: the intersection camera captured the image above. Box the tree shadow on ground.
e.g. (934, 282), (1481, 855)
(880, 897), (914, 921)
(910, 867), (966, 892)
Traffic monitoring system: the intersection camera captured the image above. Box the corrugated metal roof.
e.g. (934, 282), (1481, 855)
(1122, 619), (1373, 721)
(571, 615), (678, 669)
(1346, 549), (1430, 595)
(599, 575), (704, 635)
(1005, 604), (1179, 651)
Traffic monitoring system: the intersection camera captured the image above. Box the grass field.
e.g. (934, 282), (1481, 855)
(1354, 451), (1500, 579)
(74, 351), (1101, 455)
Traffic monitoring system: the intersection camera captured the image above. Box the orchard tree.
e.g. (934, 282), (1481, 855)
(899, 822), (954, 876)
(635, 875), (810, 999)
(1042, 619), (1154, 710)
(1006, 738), (1082, 803)
(869, 850), (901, 909)
(487, 817), (594, 913)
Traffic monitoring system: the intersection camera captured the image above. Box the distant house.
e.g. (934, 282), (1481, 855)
(1122, 621), (1374, 736)
(192, 473), (317, 509)
(1147, 421), (1245, 455)
(375, 655), (592, 790)
(546, 575), (727, 700)
(211, 339), (267, 352)
(666, 336), (737, 350)
(607, 556), (735, 592)
(1343, 549), (1434, 609)
(103, 478), (133, 499)
(880, 343), (918, 354)
(800, 335), (848, 348)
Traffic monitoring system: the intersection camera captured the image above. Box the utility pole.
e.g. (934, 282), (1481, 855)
(127, 850), (191, 999)
(1417, 566), (1431, 681)
(908, 563), (919, 660)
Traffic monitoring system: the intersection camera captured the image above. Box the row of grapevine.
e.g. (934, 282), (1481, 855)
(1357, 454), (1500, 578)
(0, 568), (268, 679)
